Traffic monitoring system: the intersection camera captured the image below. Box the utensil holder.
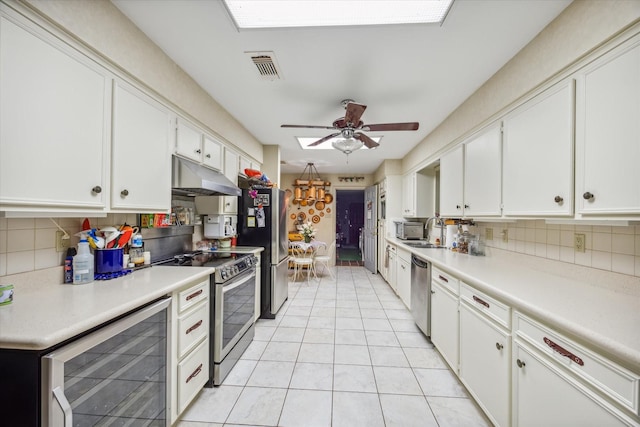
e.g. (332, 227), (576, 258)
(95, 248), (124, 274)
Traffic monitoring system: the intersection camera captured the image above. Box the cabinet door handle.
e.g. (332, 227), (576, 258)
(438, 275), (449, 283)
(120, 189), (129, 197)
(206, 153), (211, 158)
(464, 204), (469, 209)
(583, 192), (594, 200)
(495, 342), (503, 350)
(430, 290), (435, 294)
(554, 195), (563, 203)
(186, 319), (203, 335)
(195, 149), (202, 154)
(186, 363), (203, 383)
(401, 265), (406, 270)
(186, 289), (203, 301)
(544, 337), (584, 366)
(472, 295), (490, 308)
(91, 186), (102, 194)
(516, 359), (526, 368)
(456, 205), (461, 210)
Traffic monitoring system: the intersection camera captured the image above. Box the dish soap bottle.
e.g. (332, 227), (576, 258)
(73, 236), (94, 284)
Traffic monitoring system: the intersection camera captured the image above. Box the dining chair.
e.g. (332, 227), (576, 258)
(313, 240), (336, 280)
(290, 243), (316, 284)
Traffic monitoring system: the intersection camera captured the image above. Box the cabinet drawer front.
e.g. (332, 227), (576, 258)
(178, 279), (210, 313)
(515, 312), (640, 415)
(177, 338), (210, 413)
(432, 266), (459, 295)
(178, 301), (209, 359)
(460, 282), (510, 328)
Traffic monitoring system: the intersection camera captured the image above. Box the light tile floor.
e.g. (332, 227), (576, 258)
(177, 266), (491, 427)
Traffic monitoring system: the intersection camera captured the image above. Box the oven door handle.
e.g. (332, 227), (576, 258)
(222, 268), (256, 292)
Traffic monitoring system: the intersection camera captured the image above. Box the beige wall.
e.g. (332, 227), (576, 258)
(403, 0), (640, 173)
(22, 0), (263, 163)
(282, 173), (374, 248)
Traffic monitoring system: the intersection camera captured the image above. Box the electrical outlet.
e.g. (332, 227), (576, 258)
(485, 228), (493, 241)
(56, 230), (70, 253)
(574, 233), (586, 253)
(502, 229), (508, 243)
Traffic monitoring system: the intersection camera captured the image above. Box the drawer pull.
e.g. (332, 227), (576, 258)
(186, 320), (203, 335)
(472, 295), (490, 308)
(438, 275), (449, 283)
(544, 337), (584, 366)
(186, 363), (203, 383)
(495, 342), (503, 350)
(186, 289), (203, 301)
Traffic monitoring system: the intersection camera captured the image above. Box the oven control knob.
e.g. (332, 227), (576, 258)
(233, 266), (239, 274)
(220, 270), (227, 280)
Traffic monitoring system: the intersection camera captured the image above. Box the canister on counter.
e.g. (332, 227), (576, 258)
(0, 284), (14, 306)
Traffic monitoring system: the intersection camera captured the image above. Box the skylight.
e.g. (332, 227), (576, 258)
(297, 136), (381, 150)
(223, 1), (454, 29)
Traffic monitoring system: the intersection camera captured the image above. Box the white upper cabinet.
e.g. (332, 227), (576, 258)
(576, 35), (640, 216)
(223, 148), (239, 214)
(0, 13), (109, 212)
(111, 81), (173, 212)
(202, 135), (223, 171)
(440, 146), (465, 217)
(503, 81), (574, 216)
(464, 123), (502, 217)
(402, 172), (434, 218)
(440, 123), (502, 218)
(175, 119), (203, 163)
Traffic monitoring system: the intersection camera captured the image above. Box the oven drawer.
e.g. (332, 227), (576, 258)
(177, 301), (209, 359)
(178, 338), (209, 413)
(178, 278), (209, 313)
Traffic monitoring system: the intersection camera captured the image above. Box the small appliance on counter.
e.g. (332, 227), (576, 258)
(203, 214), (237, 239)
(394, 220), (424, 240)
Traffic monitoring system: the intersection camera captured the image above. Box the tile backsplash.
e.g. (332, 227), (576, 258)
(0, 214), (138, 276)
(477, 220), (640, 277)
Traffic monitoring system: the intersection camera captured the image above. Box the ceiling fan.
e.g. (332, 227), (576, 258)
(281, 99), (419, 154)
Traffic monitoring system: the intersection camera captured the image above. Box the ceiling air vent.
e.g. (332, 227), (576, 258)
(246, 51), (282, 81)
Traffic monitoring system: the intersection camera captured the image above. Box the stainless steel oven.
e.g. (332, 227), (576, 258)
(155, 251), (257, 386)
(212, 264), (256, 385)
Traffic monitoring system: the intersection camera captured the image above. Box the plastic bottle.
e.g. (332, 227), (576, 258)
(73, 237), (94, 284)
(130, 232), (145, 266)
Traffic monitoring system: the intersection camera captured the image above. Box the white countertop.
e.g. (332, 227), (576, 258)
(388, 237), (640, 371)
(0, 266), (214, 351)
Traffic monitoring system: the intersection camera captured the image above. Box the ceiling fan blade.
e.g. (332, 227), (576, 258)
(281, 124), (337, 130)
(344, 102), (367, 127)
(362, 122), (419, 131)
(354, 132), (379, 149)
(308, 132), (341, 146)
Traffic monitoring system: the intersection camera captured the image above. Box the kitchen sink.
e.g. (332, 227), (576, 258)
(402, 241), (446, 249)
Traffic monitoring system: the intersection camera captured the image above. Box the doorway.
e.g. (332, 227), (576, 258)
(335, 189), (364, 266)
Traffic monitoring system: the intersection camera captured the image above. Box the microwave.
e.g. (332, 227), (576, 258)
(394, 221), (424, 240)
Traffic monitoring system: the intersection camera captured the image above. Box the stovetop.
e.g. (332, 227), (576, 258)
(155, 251), (256, 283)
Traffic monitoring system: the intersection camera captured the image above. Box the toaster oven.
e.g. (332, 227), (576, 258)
(394, 221), (424, 240)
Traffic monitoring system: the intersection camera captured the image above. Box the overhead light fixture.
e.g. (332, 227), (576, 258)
(223, 0), (454, 29)
(297, 136), (381, 150)
(293, 162), (331, 204)
(332, 138), (363, 155)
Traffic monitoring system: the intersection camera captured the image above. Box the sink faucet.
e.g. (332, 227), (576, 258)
(425, 215), (445, 246)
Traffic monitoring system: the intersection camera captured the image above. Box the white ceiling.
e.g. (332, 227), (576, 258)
(111, 0), (571, 175)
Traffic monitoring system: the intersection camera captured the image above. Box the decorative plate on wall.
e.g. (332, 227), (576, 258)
(308, 209), (314, 215)
(290, 213), (296, 220)
(315, 201), (325, 210)
(326, 207), (331, 213)
(298, 212), (306, 221)
(312, 215), (321, 224)
(320, 212), (324, 217)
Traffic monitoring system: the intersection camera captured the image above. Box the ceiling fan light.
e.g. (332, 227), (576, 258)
(332, 138), (363, 155)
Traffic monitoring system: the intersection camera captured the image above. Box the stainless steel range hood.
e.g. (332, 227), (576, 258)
(172, 156), (241, 197)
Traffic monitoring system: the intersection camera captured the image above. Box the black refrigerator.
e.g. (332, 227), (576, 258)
(237, 188), (289, 318)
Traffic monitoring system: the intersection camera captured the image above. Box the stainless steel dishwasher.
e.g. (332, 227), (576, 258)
(411, 255), (431, 336)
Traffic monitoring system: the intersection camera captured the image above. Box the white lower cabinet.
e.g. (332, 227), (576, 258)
(513, 341), (634, 427)
(171, 278), (210, 424)
(460, 301), (511, 427)
(387, 245), (397, 293)
(396, 247), (411, 309)
(430, 278), (459, 372)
